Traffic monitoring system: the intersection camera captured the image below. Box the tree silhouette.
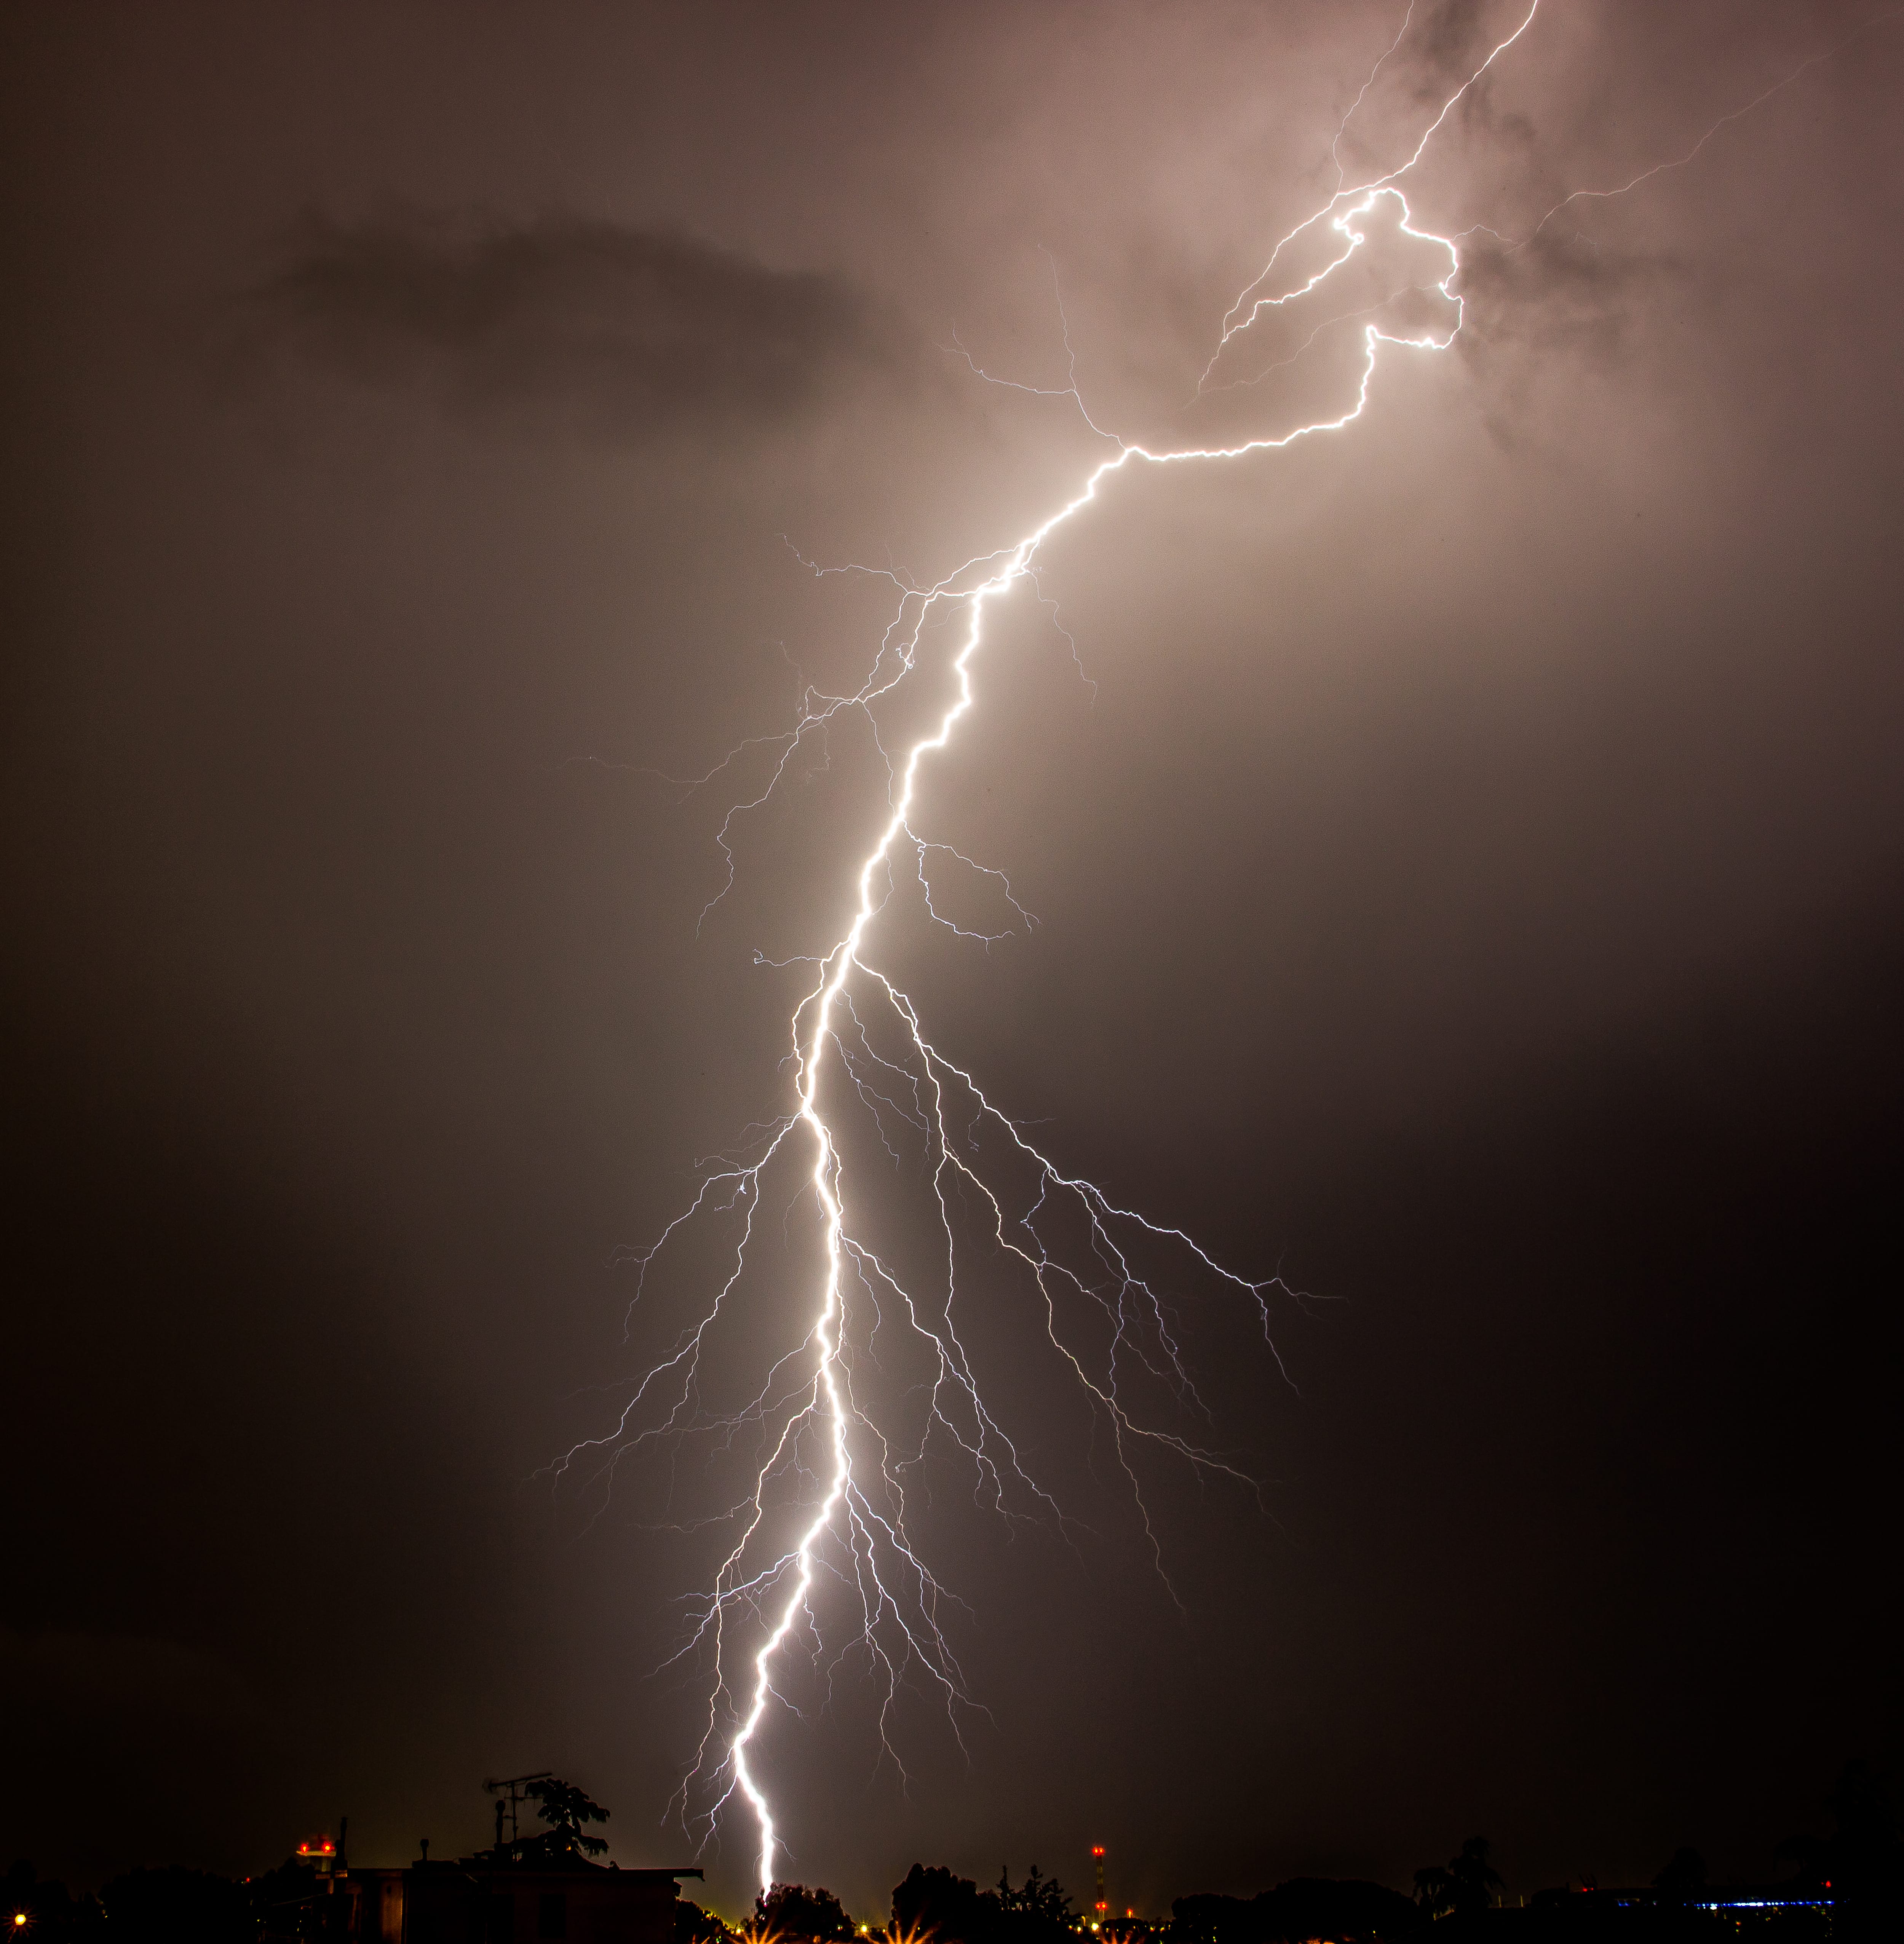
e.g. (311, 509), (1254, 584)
(522, 1779), (610, 1858)
(1446, 1840), (1501, 1917)
(676, 1903), (730, 1944)
(1410, 1869), (1454, 1920)
(754, 1885), (855, 1943)
(1413, 1840), (1500, 1921)
(886, 1864), (1072, 1944)
(892, 1865), (990, 1943)
(995, 1867), (1072, 1944)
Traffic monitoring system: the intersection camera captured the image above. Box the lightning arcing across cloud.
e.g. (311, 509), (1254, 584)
(550, 0), (1871, 1895)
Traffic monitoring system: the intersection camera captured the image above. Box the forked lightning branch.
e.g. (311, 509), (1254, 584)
(547, 0), (1850, 1893)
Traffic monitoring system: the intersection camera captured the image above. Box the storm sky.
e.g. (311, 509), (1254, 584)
(3, 0), (1900, 1921)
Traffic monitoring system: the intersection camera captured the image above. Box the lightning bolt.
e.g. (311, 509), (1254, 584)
(1511, 3), (1904, 249)
(548, 0), (1880, 1896)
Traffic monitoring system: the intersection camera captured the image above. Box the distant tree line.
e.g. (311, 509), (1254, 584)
(691, 1861), (1079, 1944)
(4, 1857), (347, 1944)
(678, 1762), (1898, 1944)
(1168, 1875), (1418, 1944)
(888, 1862), (1075, 1944)
(13, 1759), (1894, 1944)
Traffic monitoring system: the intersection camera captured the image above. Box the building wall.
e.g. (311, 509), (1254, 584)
(346, 1864), (683, 1944)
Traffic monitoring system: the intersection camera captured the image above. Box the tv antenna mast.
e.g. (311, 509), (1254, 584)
(483, 1773), (554, 1857)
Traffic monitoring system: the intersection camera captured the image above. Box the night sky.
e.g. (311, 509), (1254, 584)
(3, 0), (1900, 1924)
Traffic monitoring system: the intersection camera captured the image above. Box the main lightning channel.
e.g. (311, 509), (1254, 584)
(546, 14), (1542, 1901)
(715, 171), (1471, 1891)
(560, 0), (1875, 1895)
(673, 0), (1904, 1882)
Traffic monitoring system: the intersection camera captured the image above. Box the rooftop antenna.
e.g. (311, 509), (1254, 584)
(483, 1773), (554, 1857)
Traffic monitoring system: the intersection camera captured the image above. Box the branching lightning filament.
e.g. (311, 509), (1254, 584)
(545, 0), (1863, 1895)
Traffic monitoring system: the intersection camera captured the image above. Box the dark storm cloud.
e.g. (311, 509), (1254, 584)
(1457, 225), (1678, 372)
(236, 212), (915, 437)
